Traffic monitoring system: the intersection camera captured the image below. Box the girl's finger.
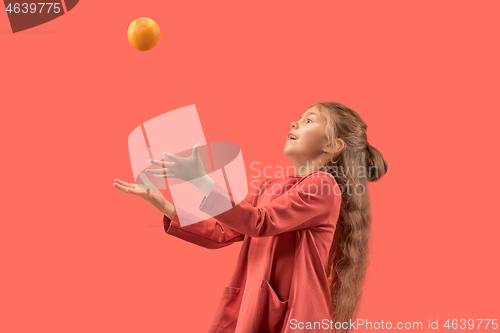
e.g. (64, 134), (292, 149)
(138, 173), (159, 190)
(162, 152), (182, 162)
(139, 172), (155, 185)
(145, 168), (170, 175)
(114, 183), (131, 193)
(114, 179), (135, 187)
(149, 159), (173, 168)
(154, 174), (174, 178)
(192, 143), (200, 156)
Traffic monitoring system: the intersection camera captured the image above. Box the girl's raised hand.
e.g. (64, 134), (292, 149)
(145, 143), (207, 182)
(113, 173), (169, 215)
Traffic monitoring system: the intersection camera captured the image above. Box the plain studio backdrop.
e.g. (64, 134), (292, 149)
(1, 1), (498, 332)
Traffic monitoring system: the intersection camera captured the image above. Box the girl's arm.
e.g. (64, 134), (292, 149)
(161, 180), (269, 249)
(114, 174), (245, 249)
(163, 201), (245, 249)
(198, 172), (341, 237)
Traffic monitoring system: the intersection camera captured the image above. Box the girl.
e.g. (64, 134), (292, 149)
(113, 101), (388, 333)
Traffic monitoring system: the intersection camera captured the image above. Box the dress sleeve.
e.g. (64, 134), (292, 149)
(162, 179), (268, 249)
(198, 173), (340, 237)
(163, 209), (245, 249)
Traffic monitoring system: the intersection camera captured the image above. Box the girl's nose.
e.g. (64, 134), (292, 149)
(291, 121), (298, 129)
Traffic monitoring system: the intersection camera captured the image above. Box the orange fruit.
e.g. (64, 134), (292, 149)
(127, 17), (161, 51)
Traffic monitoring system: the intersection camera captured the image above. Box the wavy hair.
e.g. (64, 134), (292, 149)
(311, 101), (388, 333)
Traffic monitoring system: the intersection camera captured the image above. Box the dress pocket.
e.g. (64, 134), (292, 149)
(208, 287), (244, 333)
(254, 280), (289, 333)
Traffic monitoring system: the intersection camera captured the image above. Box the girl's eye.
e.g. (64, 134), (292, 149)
(306, 118), (312, 123)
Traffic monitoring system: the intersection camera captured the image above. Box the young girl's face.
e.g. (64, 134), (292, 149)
(284, 105), (330, 166)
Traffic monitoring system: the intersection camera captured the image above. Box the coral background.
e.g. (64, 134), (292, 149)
(1, 1), (499, 332)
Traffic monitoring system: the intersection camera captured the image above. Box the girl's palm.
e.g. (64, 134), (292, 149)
(113, 173), (167, 213)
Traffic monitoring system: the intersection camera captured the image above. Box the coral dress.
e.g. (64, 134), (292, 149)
(163, 170), (341, 333)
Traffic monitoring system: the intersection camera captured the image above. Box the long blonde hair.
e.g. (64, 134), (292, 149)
(313, 101), (388, 332)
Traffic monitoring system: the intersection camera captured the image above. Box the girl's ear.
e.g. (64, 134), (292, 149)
(333, 139), (345, 154)
(338, 138), (345, 148)
(323, 139), (344, 155)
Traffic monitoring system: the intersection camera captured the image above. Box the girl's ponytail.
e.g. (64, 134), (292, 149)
(365, 144), (387, 182)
